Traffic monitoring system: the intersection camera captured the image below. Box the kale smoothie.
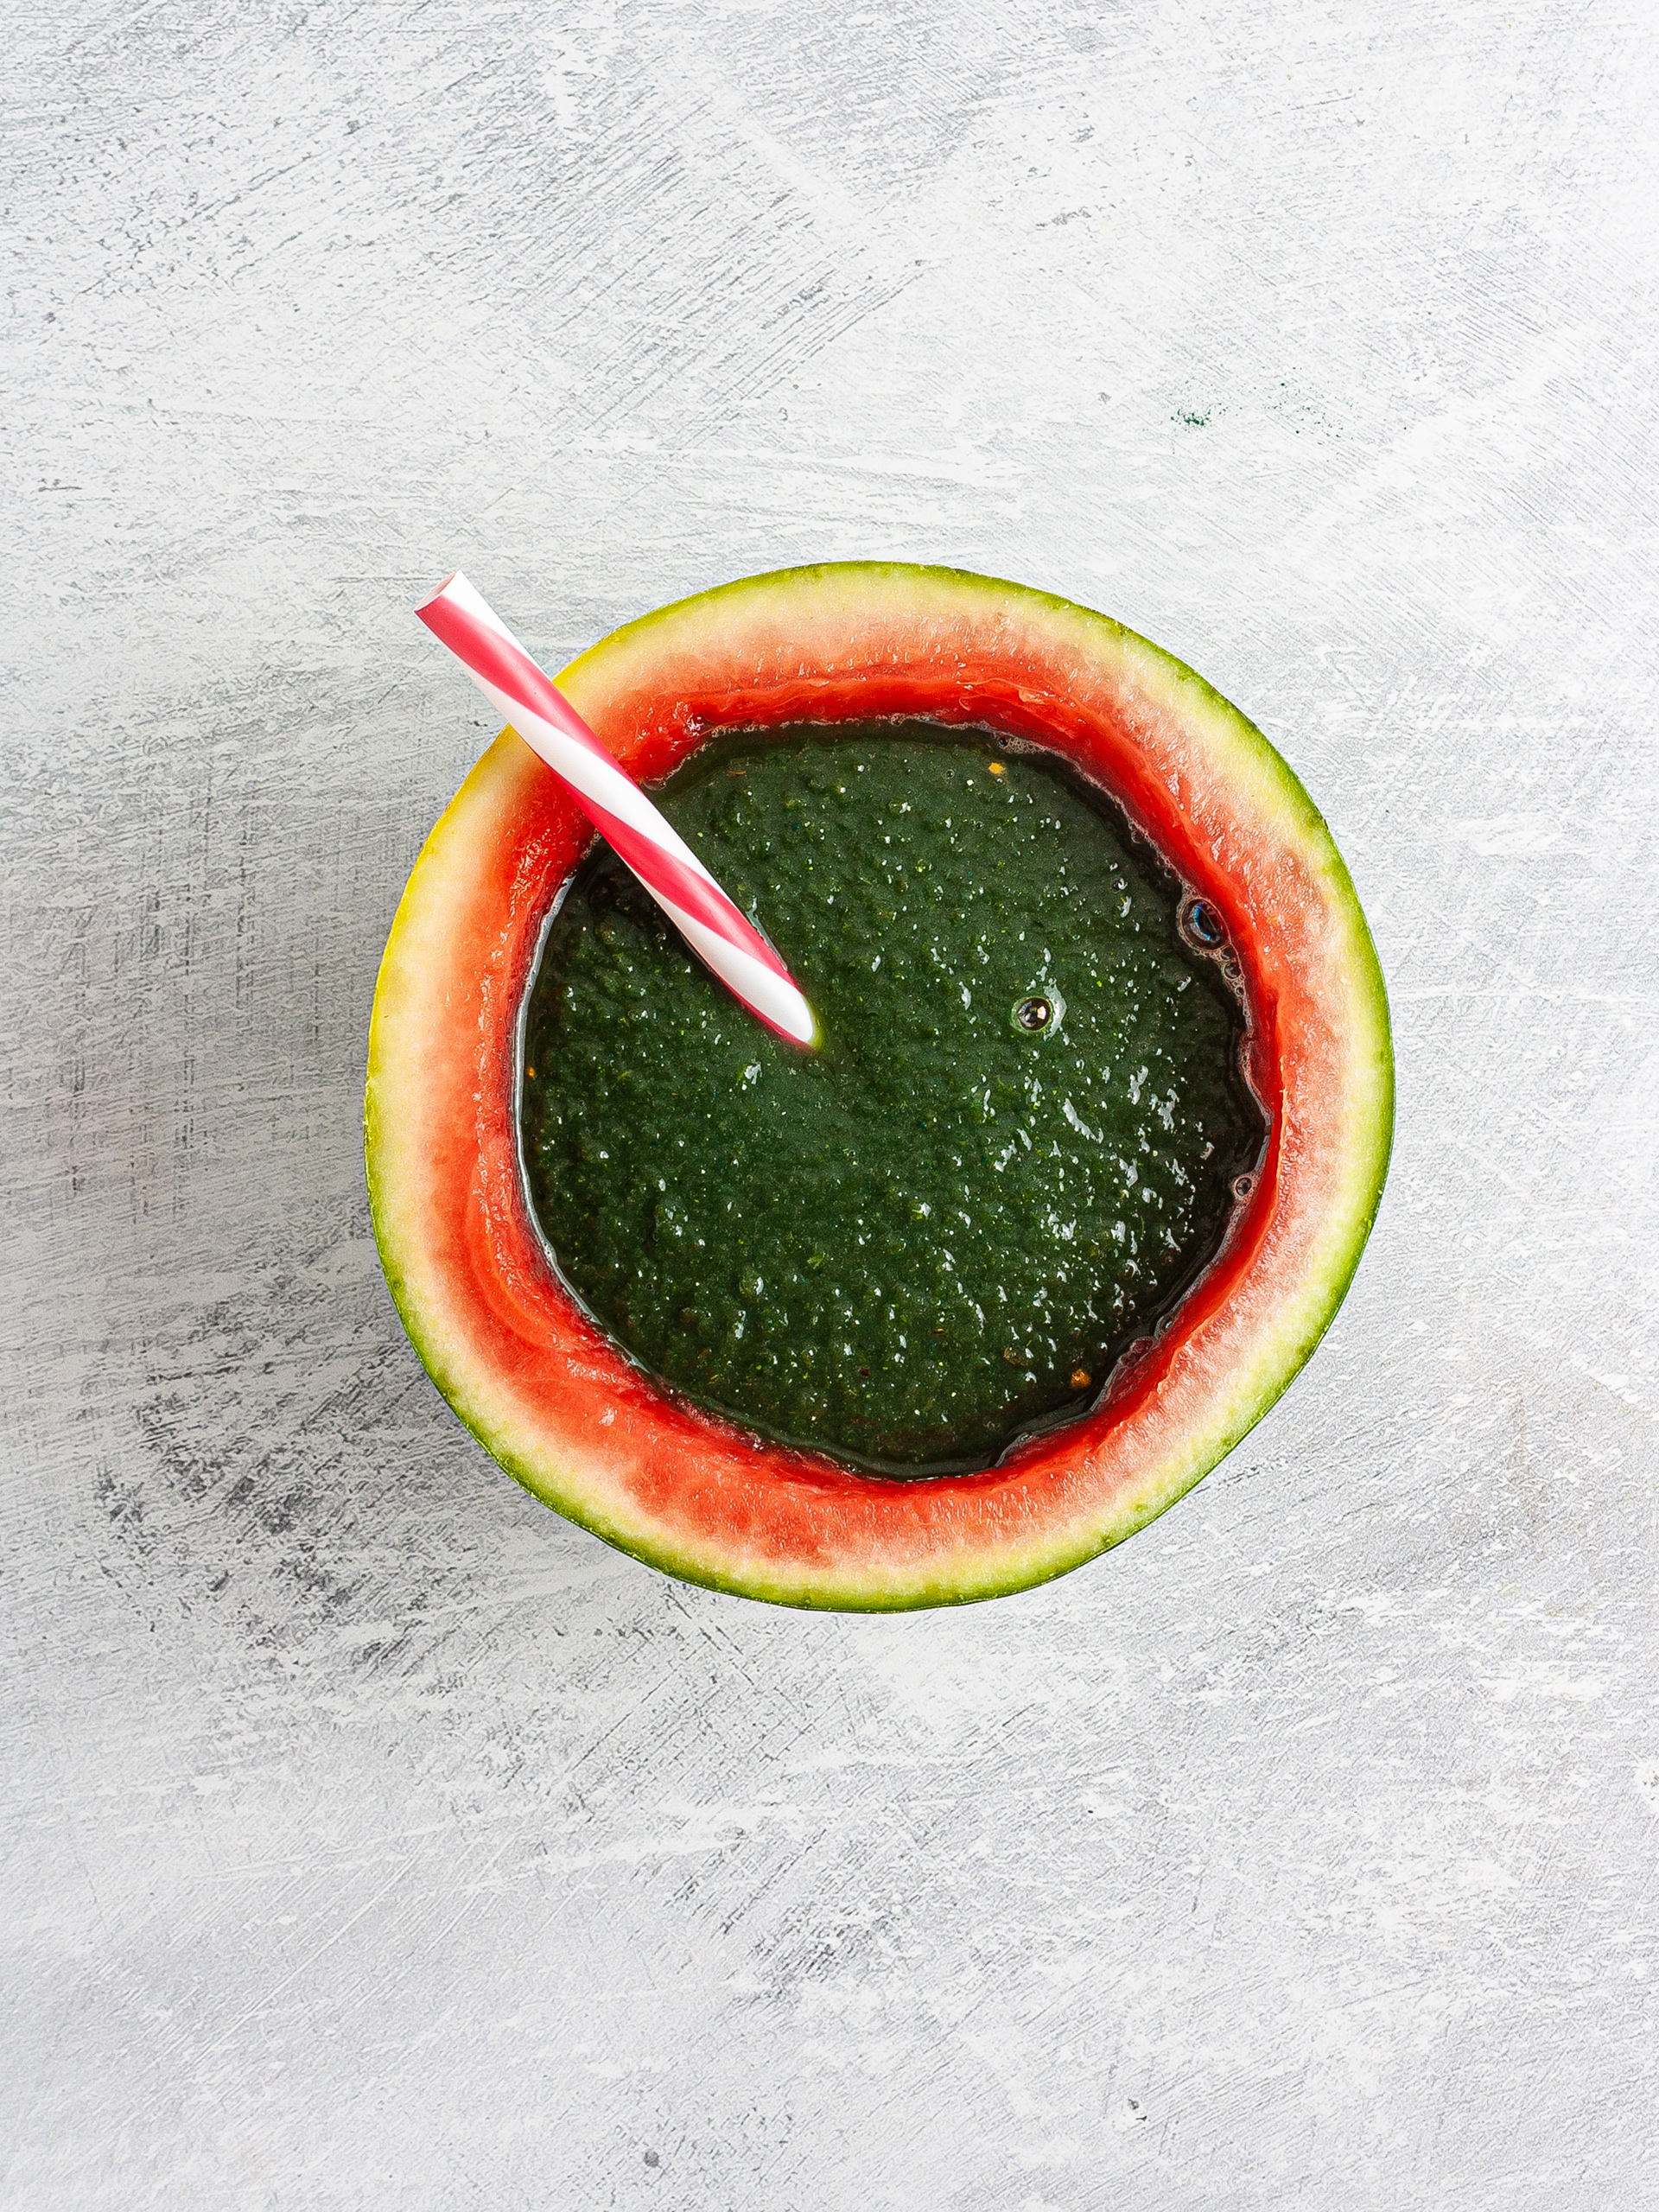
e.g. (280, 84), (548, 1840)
(519, 722), (1263, 1477)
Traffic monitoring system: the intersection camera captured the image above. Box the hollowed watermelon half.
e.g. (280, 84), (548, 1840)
(366, 563), (1392, 1611)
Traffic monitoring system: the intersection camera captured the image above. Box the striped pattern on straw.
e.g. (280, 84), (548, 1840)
(416, 573), (818, 1047)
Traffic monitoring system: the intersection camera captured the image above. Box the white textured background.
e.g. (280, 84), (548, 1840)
(5, 3), (1656, 2206)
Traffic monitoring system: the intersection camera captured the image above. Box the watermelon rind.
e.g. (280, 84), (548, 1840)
(366, 563), (1392, 1610)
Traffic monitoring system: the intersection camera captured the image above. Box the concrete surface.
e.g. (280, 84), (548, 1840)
(4, 3), (1656, 2206)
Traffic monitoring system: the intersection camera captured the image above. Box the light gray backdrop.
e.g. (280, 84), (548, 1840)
(5, 3), (1656, 2206)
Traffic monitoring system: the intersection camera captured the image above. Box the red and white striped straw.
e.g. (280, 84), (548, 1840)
(416, 573), (818, 1047)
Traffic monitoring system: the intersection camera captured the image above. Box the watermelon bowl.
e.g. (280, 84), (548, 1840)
(365, 563), (1392, 1611)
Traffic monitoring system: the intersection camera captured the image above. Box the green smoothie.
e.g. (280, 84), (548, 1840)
(519, 722), (1262, 1476)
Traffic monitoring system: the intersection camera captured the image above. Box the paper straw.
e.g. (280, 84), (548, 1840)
(416, 573), (818, 1047)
